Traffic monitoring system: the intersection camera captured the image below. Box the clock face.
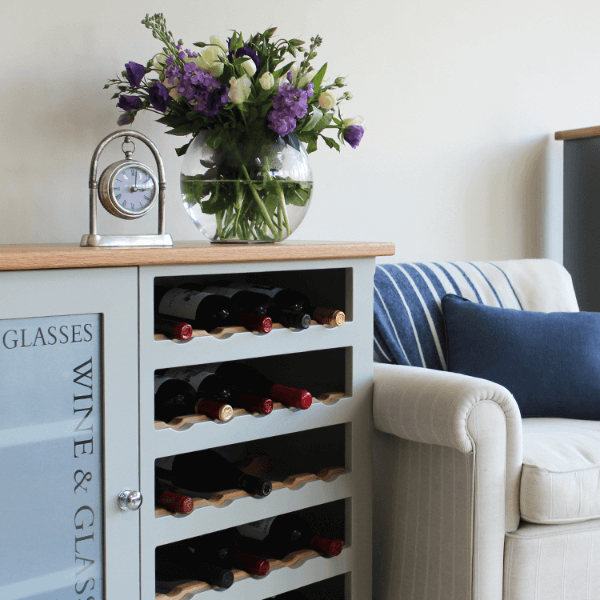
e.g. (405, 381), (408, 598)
(113, 165), (156, 213)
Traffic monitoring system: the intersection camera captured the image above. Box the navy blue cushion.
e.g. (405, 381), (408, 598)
(442, 294), (600, 419)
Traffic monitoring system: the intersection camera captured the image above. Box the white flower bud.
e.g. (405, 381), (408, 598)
(259, 71), (275, 90)
(240, 58), (257, 77)
(318, 91), (336, 110)
(228, 75), (252, 104)
(342, 115), (364, 128)
(210, 35), (228, 53)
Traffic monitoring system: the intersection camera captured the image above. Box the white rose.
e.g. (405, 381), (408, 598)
(318, 91), (336, 110)
(201, 46), (224, 77)
(240, 58), (257, 77)
(228, 75), (252, 104)
(298, 70), (316, 88)
(259, 71), (275, 90)
(342, 116), (364, 128)
(210, 35), (228, 53)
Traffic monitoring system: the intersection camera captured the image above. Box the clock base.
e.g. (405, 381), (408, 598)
(80, 233), (174, 248)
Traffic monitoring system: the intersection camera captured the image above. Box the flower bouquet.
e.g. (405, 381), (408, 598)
(105, 14), (364, 241)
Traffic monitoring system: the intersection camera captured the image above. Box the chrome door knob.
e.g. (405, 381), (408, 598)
(118, 489), (143, 511)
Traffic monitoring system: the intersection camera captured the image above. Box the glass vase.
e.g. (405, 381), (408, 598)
(181, 131), (313, 242)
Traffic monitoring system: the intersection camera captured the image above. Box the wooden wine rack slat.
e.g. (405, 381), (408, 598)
(154, 320), (341, 342)
(153, 393), (346, 430)
(155, 466), (345, 516)
(154, 546), (345, 600)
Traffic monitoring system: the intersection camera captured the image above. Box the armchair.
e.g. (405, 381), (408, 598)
(372, 259), (600, 600)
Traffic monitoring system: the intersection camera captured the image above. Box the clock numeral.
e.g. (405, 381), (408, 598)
(114, 187), (120, 192)
(116, 193), (122, 200)
(131, 169), (136, 176)
(144, 194), (151, 201)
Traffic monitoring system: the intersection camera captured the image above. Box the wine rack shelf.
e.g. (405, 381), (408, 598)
(154, 392), (346, 430)
(154, 320), (343, 342)
(0, 242), (392, 600)
(150, 475), (353, 546)
(155, 547), (350, 600)
(155, 466), (345, 516)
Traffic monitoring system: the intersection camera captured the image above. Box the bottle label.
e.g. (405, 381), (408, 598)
(158, 288), (211, 320)
(225, 283), (283, 299)
(202, 285), (238, 299)
(237, 516), (276, 541)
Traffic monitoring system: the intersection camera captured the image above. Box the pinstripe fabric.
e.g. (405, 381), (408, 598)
(520, 419), (600, 524)
(504, 519), (600, 599)
(374, 259), (579, 366)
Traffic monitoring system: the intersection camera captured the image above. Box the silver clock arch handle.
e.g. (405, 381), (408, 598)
(88, 129), (167, 236)
(118, 488), (143, 511)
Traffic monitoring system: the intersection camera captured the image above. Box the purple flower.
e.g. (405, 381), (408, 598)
(149, 82), (170, 112)
(117, 112), (135, 126)
(117, 94), (143, 111)
(344, 125), (364, 149)
(125, 62), (146, 88)
(167, 61), (228, 117)
(233, 46), (260, 69)
(267, 81), (313, 136)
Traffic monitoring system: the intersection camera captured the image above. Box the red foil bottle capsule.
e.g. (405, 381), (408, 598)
(270, 384), (312, 410)
(310, 535), (343, 557)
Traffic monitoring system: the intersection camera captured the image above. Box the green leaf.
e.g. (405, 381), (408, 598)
(175, 141), (192, 156)
(306, 138), (318, 153)
(322, 136), (340, 151)
(300, 108), (323, 132)
(274, 61), (295, 78)
(312, 112), (333, 134)
(285, 184), (311, 206)
(310, 63), (327, 91)
(166, 123), (199, 136)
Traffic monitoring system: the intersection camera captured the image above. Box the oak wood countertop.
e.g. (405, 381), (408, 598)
(555, 125), (600, 141)
(0, 240), (395, 272)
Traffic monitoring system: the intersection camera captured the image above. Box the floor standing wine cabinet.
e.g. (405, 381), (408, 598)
(0, 240), (394, 600)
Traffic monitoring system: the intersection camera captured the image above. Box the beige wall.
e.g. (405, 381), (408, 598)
(2, 0), (599, 262)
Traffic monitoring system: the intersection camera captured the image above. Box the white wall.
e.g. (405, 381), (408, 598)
(2, 0), (599, 263)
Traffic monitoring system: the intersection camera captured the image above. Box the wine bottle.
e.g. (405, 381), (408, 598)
(154, 315), (193, 340)
(155, 545), (234, 589)
(215, 362), (312, 410)
(155, 286), (232, 332)
(180, 530), (270, 576)
(156, 449), (272, 497)
(182, 282), (273, 333)
(154, 374), (233, 423)
(236, 513), (343, 559)
(164, 366), (273, 415)
(219, 283), (345, 327)
(155, 480), (194, 515)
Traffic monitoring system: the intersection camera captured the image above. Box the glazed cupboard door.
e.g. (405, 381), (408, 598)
(0, 268), (140, 600)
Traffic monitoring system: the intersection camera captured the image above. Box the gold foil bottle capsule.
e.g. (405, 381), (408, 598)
(313, 308), (346, 327)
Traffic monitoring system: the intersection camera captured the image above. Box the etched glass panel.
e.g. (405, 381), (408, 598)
(0, 315), (104, 600)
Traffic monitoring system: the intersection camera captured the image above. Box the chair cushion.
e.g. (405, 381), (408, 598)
(520, 419), (600, 524)
(441, 294), (600, 420)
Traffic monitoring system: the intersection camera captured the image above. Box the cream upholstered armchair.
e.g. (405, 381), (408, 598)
(372, 259), (600, 600)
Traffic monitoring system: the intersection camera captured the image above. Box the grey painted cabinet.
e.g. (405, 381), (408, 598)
(0, 243), (387, 600)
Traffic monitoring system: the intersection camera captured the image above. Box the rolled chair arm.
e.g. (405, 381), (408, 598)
(373, 363), (523, 532)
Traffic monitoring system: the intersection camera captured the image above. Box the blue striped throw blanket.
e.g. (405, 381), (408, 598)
(374, 261), (525, 368)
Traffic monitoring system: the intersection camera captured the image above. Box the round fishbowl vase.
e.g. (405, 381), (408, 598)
(180, 131), (313, 242)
